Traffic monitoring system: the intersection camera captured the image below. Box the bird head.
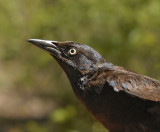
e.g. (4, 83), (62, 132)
(27, 39), (110, 95)
(27, 39), (107, 74)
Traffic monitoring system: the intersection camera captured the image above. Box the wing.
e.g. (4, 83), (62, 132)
(106, 69), (160, 101)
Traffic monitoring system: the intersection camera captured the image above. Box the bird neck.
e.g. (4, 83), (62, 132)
(68, 62), (116, 99)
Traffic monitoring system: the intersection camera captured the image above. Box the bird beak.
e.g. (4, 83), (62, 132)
(27, 39), (61, 57)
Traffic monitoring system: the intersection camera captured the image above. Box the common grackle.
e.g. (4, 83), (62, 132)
(27, 39), (160, 132)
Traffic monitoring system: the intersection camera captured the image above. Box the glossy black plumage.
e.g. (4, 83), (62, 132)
(27, 39), (160, 132)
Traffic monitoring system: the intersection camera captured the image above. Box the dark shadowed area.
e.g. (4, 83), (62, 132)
(0, 0), (160, 132)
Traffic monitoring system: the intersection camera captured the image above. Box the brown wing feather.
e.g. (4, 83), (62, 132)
(106, 67), (160, 101)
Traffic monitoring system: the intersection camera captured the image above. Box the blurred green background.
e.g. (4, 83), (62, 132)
(0, 0), (160, 132)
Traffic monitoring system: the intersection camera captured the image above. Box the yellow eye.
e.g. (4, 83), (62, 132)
(68, 48), (77, 55)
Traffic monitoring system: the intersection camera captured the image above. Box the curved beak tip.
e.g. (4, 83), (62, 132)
(27, 39), (32, 42)
(27, 39), (41, 43)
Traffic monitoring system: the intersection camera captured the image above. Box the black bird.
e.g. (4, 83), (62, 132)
(27, 39), (160, 132)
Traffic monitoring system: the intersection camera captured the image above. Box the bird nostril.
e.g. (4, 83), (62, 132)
(51, 42), (57, 44)
(51, 42), (58, 46)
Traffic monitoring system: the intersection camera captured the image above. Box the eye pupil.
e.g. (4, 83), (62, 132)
(71, 49), (74, 53)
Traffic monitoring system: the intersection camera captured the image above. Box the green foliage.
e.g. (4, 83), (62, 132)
(0, 0), (160, 132)
(50, 105), (77, 123)
(26, 121), (48, 132)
